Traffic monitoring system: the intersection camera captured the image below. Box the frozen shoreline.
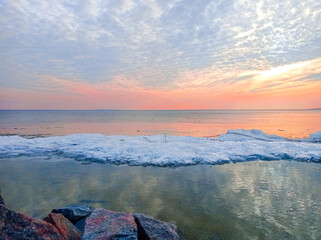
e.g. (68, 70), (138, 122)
(0, 129), (320, 166)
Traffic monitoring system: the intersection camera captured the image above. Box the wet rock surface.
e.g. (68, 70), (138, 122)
(82, 208), (138, 240)
(52, 205), (92, 223)
(134, 213), (180, 240)
(43, 213), (82, 240)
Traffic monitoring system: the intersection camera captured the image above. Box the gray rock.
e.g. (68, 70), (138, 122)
(74, 217), (87, 234)
(52, 204), (91, 223)
(82, 208), (138, 240)
(133, 213), (180, 240)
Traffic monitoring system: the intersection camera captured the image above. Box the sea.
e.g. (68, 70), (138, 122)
(0, 109), (321, 138)
(0, 109), (320, 239)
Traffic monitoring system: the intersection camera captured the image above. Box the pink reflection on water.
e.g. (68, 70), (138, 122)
(1, 110), (320, 139)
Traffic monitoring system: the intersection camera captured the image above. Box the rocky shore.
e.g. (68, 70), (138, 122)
(0, 189), (183, 240)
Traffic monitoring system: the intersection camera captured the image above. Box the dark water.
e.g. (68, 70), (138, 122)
(0, 157), (320, 240)
(1, 109), (321, 138)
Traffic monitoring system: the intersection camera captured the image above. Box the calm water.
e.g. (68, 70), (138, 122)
(0, 109), (321, 138)
(0, 110), (320, 239)
(0, 157), (320, 240)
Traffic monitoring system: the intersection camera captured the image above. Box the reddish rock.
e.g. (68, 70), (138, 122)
(133, 213), (180, 240)
(82, 208), (138, 240)
(43, 213), (82, 240)
(0, 204), (64, 240)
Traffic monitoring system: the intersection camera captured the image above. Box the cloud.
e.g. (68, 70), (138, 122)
(32, 56), (321, 99)
(0, 0), (321, 109)
(301, 72), (321, 82)
(34, 73), (164, 99)
(248, 57), (321, 93)
(169, 57), (321, 100)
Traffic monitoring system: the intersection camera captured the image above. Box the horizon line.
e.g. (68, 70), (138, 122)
(0, 108), (320, 111)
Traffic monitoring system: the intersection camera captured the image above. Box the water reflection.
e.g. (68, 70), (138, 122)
(1, 110), (320, 138)
(0, 157), (320, 240)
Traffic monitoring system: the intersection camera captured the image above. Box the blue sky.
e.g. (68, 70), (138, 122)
(0, 0), (321, 109)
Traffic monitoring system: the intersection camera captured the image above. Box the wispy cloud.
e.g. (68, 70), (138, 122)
(28, 57), (321, 101)
(247, 57), (321, 93)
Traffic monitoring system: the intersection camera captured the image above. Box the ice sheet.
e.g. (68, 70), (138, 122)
(0, 129), (320, 166)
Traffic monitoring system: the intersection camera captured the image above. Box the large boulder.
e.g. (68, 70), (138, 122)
(0, 204), (64, 240)
(52, 205), (91, 223)
(43, 213), (82, 240)
(133, 213), (180, 240)
(82, 208), (138, 240)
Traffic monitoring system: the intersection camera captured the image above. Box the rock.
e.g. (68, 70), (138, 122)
(82, 208), (138, 240)
(0, 204), (64, 240)
(74, 217), (87, 234)
(0, 189), (4, 205)
(133, 213), (180, 240)
(43, 213), (82, 240)
(52, 204), (91, 223)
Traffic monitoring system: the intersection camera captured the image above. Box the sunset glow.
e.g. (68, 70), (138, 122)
(0, 0), (320, 109)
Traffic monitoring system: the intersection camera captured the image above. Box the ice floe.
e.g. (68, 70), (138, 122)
(0, 129), (320, 166)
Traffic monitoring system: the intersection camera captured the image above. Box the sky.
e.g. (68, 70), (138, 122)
(0, 0), (321, 110)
